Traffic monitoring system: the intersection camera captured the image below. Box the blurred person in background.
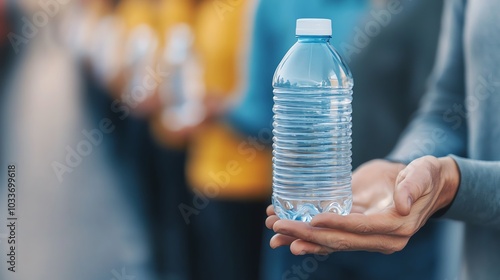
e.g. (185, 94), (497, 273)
(150, 0), (269, 279)
(224, 0), (458, 279)
(79, 0), (200, 278)
(0, 0), (162, 279)
(186, 1), (267, 279)
(0, 0), (15, 90)
(0, 0), (199, 279)
(0, 0), (22, 153)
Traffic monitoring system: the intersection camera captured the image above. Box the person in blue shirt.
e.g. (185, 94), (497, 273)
(268, 0), (500, 278)
(227, 0), (456, 279)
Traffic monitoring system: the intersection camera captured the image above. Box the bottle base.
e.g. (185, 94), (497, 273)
(272, 196), (352, 222)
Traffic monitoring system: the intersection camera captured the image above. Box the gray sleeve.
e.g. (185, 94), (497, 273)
(386, 0), (500, 230)
(445, 156), (500, 230)
(387, 0), (467, 163)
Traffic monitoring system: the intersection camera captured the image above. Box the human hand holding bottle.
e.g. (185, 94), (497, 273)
(266, 156), (460, 255)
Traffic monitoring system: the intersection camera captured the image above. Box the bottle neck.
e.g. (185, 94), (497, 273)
(296, 36), (331, 43)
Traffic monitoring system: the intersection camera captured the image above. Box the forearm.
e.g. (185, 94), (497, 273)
(388, 117), (467, 164)
(387, 0), (468, 164)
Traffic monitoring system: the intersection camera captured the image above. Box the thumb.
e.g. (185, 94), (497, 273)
(393, 171), (426, 216)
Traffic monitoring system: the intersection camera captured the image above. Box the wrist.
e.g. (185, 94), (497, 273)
(437, 156), (460, 210)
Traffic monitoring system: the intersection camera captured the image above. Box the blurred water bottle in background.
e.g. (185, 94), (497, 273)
(272, 19), (353, 222)
(124, 24), (159, 73)
(160, 24), (205, 132)
(89, 15), (126, 85)
(121, 24), (159, 113)
(61, 3), (96, 61)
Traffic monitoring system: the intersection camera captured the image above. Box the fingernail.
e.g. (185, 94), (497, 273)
(299, 251), (306, 255)
(407, 197), (413, 208)
(269, 237), (277, 249)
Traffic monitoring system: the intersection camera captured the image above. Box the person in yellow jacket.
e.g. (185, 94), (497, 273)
(83, 1), (199, 278)
(188, 1), (272, 200)
(189, 1), (271, 279)
(150, 0), (270, 279)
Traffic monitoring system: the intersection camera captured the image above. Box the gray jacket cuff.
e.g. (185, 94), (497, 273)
(443, 155), (500, 230)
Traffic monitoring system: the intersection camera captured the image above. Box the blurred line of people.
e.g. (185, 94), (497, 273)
(76, 0), (271, 279)
(0, 0), (463, 279)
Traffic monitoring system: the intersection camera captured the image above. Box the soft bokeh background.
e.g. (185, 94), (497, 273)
(0, 0), (463, 279)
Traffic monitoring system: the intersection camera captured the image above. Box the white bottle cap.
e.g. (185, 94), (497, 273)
(296, 18), (332, 36)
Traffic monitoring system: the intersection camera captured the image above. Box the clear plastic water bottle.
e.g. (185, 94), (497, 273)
(90, 15), (126, 85)
(121, 24), (159, 111)
(160, 24), (205, 131)
(272, 19), (353, 222)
